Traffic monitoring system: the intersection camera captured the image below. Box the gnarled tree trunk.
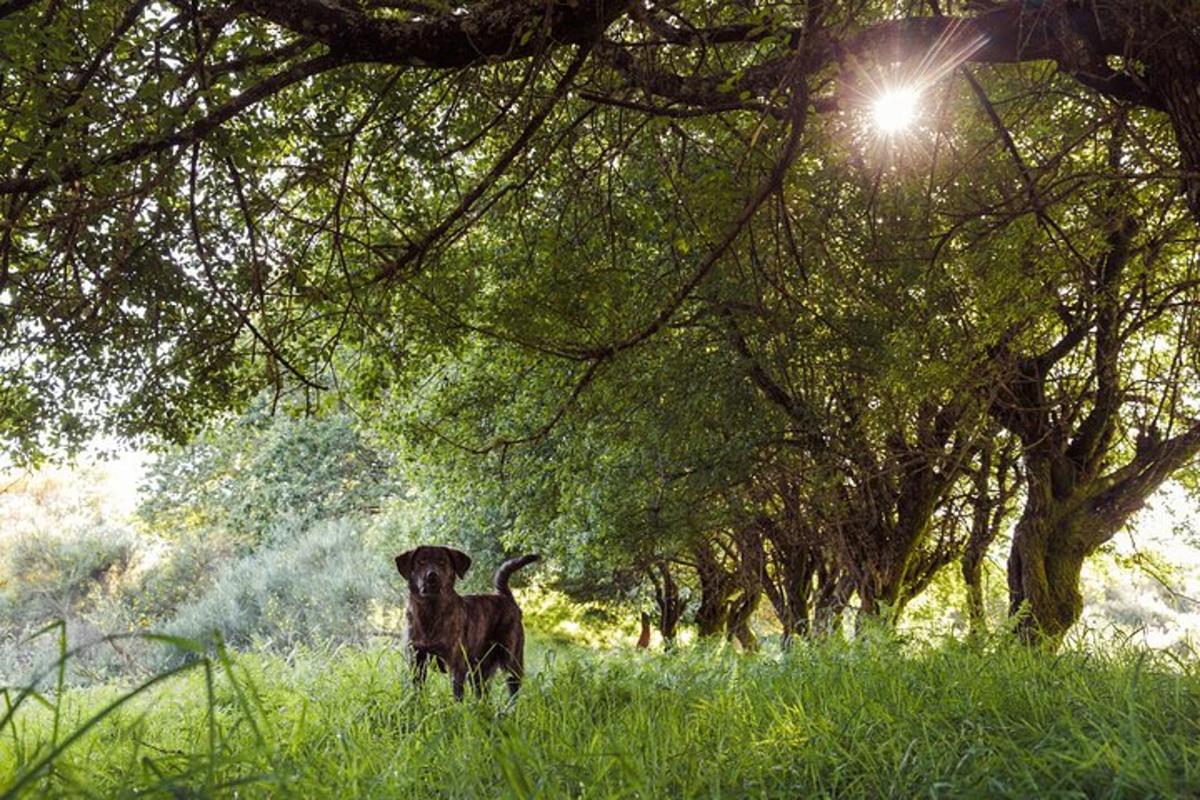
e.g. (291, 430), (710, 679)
(726, 586), (761, 651)
(813, 572), (854, 638)
(693, 539), (735, 638)
(962, 435), (1020, 638)
(1006, 492), (1090, 646)
(651, 561), (683, 649)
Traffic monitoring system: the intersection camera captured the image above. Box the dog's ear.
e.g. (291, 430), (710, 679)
(445, 547), (472, 579)
(394, 549), (416, 579)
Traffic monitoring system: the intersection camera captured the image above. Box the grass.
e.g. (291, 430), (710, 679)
(2, 630), (1200, 798)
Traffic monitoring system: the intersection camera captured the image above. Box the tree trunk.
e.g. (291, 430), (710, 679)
(749, 517), (818, 649)
(963, 438), (1020, 638)
(962, 550), (986, 637)
(1004, 424), (1200, 647)
(726, 587), (761, 652)
(1142, 6), (1200, 218)
(636, 611), (651, 649)
(1006, 507), (1089, 647)
(813, 573), (853, 637)
(962, 444), (993, 637)
(851, 549), (908, 629)
(762, 563), (808, 647)
(693, 540), (733, 638)
(651, 562), (683, 649)
(759, 567), (797, 647)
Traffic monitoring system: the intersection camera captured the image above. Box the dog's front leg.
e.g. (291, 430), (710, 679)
(411, 649), (429, 688)
(449, 651), (468, 701)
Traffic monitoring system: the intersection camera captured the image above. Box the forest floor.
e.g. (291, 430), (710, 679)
(2, 631), (1199, 798)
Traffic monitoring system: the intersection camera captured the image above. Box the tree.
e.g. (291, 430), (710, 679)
(960, 431), (1021, 637)
(733, 471), (848, 644)
(2, 0), (1198, 460)
(4, 0), (1200, 646)
(138, 400), (398, 547)
(990, 123), (1200, 644)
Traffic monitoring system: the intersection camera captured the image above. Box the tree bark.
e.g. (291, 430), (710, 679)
(1129, 4), (1200, 217)
(693, 539), (734, 638)
(1005, 420), (1200, 646)
(726, 587), (761, 652)
(962, 436), (1020, 638)
(813, 573), (854, 638)
(1006, 499), (1089, 647)
(651, 561), (683, 649)
(762, 535), (820, 647)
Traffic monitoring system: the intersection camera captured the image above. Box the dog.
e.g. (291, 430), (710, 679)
(395, 546), (539, 700)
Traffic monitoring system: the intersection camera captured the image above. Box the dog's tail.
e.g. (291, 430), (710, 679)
(494, 554), (540, 598)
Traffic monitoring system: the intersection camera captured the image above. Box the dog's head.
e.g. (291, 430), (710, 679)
(395, 546), (472, 598)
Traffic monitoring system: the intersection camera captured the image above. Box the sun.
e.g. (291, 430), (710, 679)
(871, 86), (920, 134)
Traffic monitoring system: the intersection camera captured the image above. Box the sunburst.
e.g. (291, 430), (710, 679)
(847, 19), (990, 140)
(872, 86), (921, 134)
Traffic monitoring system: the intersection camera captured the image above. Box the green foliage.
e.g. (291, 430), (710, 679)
(0, 434), (406, 685)
(124, 532), (239, 627)
(138, 404), (400, 548)
(0, 524), (160, 687)
(517, 587), (631, 648)
(1, 0), (1196, 645)
(3, 636), (1200, 798)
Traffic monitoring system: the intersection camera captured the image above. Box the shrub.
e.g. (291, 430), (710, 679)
(0, 525), (137, 631)
(125, 531), (238, 625)
(162, 519), (393, 661)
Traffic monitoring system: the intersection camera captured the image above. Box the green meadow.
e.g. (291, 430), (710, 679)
(3, 628), (1200, 799)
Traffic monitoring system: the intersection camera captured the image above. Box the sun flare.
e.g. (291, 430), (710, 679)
(871, 86), (920, 134)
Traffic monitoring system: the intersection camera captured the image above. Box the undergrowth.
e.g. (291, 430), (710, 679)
(1, 627), (1198, 798)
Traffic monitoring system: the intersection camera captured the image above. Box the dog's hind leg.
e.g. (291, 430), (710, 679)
(504, 634), (525, 698)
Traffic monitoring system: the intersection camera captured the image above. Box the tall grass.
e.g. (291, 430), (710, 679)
(2, 631), (1199, 798)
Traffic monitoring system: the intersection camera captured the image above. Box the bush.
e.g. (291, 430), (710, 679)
(125, 531), (238, 625)
(0, 525), (144, 685)
(0, 525), (137, 631)
(162, 519), (394, 660)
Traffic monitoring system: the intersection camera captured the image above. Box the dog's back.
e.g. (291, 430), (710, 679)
(461, 555), (540, 688)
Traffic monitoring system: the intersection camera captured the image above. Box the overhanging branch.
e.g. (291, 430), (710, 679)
(236, 0), (633, 67)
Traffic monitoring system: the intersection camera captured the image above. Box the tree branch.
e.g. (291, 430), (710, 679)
(370, 45), (592, 285)
(236, 0), (633, 68)
(0, 52), (346, 196)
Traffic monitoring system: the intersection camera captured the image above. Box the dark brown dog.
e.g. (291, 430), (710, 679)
(395, 546), (539, 700)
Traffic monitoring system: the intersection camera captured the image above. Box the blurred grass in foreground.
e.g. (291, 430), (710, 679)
(2, 626), (1199, 799)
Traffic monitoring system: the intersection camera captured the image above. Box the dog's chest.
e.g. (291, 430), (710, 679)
(405, 597), (467, 651)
